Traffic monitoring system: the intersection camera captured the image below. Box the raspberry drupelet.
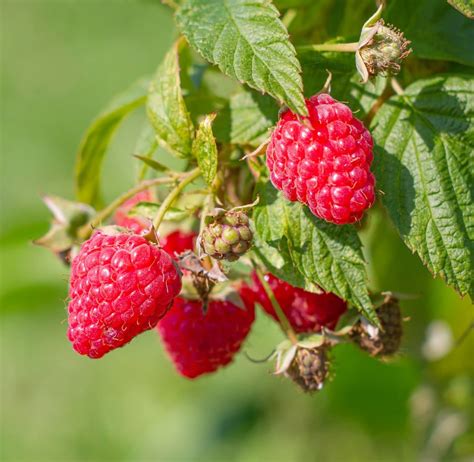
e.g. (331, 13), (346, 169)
(266, 94), (376, 225)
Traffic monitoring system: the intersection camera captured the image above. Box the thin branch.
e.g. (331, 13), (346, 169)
(153, 167), (201, 229)
(391, 77), (405, 96)
(296, 42), (359, 53)
(253, 262), (298, 345)
(78, 176), (179, 240)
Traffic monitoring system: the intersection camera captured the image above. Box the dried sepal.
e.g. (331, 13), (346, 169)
(34, 196), (95, 262)
(356, 5), (412, 83)
(350, 294), (404, 358)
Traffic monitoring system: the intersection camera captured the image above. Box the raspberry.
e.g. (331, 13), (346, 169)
(251, 273), (347, 333)
(114, 190), (152, 233)
(266, 94), (375, 224)
(157, 296), (255, 378)
(286, 345), (331, 393)
(160, 230), (196, 257)
(67, 230), (182, 358)
(200, 209), (253, 261)
(350, 297), (403, 357)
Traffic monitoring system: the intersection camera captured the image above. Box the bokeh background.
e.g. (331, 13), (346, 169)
(1, 1), (473, 461)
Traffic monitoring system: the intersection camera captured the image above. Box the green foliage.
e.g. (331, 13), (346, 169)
(386, 0), (474, 66)
(214, 88), (278, 147)
(133, 123), (160, 180)
(447, 0), (474, 19)
(176, 0), (307, 115)
(372, 74), (474, 297)
(75, 78), (148, 207)
(253, 182), (376, 323)
(193, 114), (218, 186)
(147, 42), (195, 158)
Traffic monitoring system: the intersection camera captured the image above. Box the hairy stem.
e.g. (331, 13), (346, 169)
(153, 167), (201, 230)
(78, 176), (178, 240)
(296, 42), (359, 53)
(253, 263), (298, 345)
(364, 80), (393, 126)
(391, 77), (405, 96)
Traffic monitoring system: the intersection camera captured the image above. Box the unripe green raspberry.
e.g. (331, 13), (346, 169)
(200, 209), (253, 261)
(286, 345), (331, 393)
(359, 21), (411, 79)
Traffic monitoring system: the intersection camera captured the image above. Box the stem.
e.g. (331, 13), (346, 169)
(253, 263), (298, 345)
(296, 42), (359, 53)
(364, 80), (393, 126)
(153, 167), (201, 230)
(78, 176), (178, 240)
(391, 77), (405, 96)
(282, 9), (297, 28)
(199, 193), (215, 234)
(161, 0), (178, 9)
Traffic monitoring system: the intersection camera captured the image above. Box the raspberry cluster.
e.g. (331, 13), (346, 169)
(266, 94), (375, 224)
(67, 231), (181, 358)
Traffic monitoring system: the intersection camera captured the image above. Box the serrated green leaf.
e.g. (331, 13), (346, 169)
(372, 74), (474, 298)
(386, 0), (474, 66)
(176, 0), (307, 115)
(214, 88), (278, 146)
(75, 78), (148, 206)
(448, 0), (474, 19)
(147, 42), (195, 158)
(193, 114), (218, 187)
(253, 182), (376, 323)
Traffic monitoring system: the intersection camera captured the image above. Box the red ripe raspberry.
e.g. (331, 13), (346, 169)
(160, 230), (196, 257)
(266, 94), (375, 224)
(114, 190), (152, 233)
(67, 231), (182, 358)
(157, 296), (255, 378)
(251, 273), (347, 333)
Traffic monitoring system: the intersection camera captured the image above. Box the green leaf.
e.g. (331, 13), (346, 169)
(214, 88), (278, 146)
(447, 0), (474, 19)
(253, 182), (376, 322)
(75, 78), (148, 206)
(386, 0), (474, 66)
(133, 155), (168, 173)
(134, 122), (159, 181)
(193, 114), (218, 186)
(372, 74), (474, 298)
(176, 0), (307, 115)
(147, 42), (195, 158)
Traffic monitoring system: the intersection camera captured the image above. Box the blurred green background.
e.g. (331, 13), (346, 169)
(1, 1), (473, 461)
